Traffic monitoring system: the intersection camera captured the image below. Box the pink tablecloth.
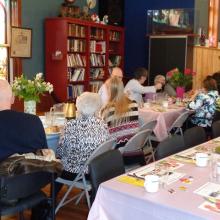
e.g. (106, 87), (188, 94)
(139, 106), (185, 141)
(88, 139), (220, 220)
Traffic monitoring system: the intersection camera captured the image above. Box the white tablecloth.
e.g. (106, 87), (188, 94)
(88, 138), (220, 220)
(139, 105), (185, 141)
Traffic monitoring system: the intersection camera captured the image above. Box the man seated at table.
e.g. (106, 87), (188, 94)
(98, 67), (123, 107)
(0, 79), (48, 162)
(124, 67), (162, 106)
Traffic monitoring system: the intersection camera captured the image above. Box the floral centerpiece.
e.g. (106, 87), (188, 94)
(12, 73), (53, 114)
(166, 68), (195, 98)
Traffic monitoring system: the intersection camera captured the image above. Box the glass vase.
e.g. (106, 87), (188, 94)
(24, 100), (36, 115)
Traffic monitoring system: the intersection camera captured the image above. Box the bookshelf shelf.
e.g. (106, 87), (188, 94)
(45, 17), (124, 102)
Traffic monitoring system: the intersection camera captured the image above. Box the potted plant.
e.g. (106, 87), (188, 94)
(12, 73), (53, 114)
(166, 68), (195, 98)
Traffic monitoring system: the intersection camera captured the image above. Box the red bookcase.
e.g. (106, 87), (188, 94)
(45, 17), (124, 102)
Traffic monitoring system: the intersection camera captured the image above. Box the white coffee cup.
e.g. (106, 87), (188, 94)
(144, 102), (150, 108)
(162, 101), (168, 108)
(195, 153), (208, 167)
(144, 175), (159, 193)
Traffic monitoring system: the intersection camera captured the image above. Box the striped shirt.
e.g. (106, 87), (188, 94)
(101, 101), (139, 146)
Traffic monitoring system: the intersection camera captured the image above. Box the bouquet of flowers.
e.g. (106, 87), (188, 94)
(12, 73), (53, 102)
(166, 68), (195, 89)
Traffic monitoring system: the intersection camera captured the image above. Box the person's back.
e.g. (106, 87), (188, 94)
(0, 79), (47, 161)
(101, 100), (139, 148)
(0, 110), (47, 161)
(101, 77), (139, 148)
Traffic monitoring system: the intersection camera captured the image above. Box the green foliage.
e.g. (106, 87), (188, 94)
(12, 73), (53, 102)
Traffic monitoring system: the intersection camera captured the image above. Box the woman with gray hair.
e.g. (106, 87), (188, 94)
(56, 92), (109, 191)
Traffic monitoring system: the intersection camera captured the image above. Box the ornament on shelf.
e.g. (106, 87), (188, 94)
(91, 13), (100, 23)
(101, 15), (109, 25)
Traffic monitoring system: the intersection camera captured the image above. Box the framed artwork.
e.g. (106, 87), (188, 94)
(10, 27), (32, 58)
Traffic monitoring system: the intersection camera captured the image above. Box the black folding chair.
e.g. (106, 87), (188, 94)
(0, 171), (55, 220)
(183, 126), (206, 149)
(89, 149), (125, 202)
(155, 135), (185, 160)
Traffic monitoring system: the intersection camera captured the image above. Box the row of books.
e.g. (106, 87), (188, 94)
(109, 55), (122, 67)
(67, 39), (86, 53)
(90, 68), (105, 79)
(67, 54), (86, 67)
(90, 54), (105, 67)
(68, 24), (86, 38)
(68, 68), (85, 81)
(90, 41), (106, 54)
(90, 81), (103, 93)
(67, 84), (84, 99)
(110, 31), (121, 41)
(90, 27), (105, 40)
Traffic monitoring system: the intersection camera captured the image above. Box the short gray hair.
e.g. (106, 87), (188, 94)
(154, 75), (165, 84)
(76, 92), (101, 116)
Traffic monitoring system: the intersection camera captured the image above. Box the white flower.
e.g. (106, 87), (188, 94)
(35, 73), (43, 80)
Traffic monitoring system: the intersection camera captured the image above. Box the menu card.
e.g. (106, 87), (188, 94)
(128, 158), (185, 185)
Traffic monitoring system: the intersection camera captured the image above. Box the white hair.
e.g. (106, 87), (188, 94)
(76, 92), (101, 116)
(154, 75), (165, 84)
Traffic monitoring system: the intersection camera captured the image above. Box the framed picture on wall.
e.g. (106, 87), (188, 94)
(10, 27), (32, 58)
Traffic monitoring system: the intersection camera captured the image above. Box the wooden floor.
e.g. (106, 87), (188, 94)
(3, 187), (89, 220)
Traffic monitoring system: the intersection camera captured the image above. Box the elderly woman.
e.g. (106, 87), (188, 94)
(188, 77), (219, 129)
(154, 74), (176, 97)
(56, 92), (109, 184)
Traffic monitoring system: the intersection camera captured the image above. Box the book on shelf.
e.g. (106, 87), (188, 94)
(110, 31), (120, 41)
(109, 55), (122, 67)
(90, 68), (104, 79)
(90, 41), (106, 53)
(68, 68), (85, 81)
(67, 54), (86, 67)
(67, 39), (86, 52)
(90, 54), (105, 66)
(91, 28), (104, 40)
(67, 84), (84, 99)
(90, 81), (103, 93)
(68, 24), (86, 38)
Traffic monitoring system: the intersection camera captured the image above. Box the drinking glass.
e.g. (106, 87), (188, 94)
(45, 112), (54, 127)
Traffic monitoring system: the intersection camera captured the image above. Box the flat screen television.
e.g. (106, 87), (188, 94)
(147, 8), (194, 34)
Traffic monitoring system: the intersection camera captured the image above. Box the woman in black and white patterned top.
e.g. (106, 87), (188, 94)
(57, 92), (109, 180)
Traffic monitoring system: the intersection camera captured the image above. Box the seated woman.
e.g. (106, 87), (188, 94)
(56, 92), (109, 186)
(101, 77), (145, 165)
(154, 75), (176, 97)
(124, 67), (162, 106)
(187, 77), (219, 130)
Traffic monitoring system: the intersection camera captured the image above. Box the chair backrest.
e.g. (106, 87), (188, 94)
(139, 120), (157, 132)
(155, 135), (185, 160)
(183, 126), (206, 149)
(89, 149), (125, 198)
(168, 111), (191, 133)
(212, 120), (220, 138)
(74, 139), (115, 181)
(119, 129), (152, 154)
(0, 171), (54, 201)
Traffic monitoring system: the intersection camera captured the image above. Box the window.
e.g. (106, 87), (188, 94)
(0, 0), (8, 79)
(0, 0), (20, 80)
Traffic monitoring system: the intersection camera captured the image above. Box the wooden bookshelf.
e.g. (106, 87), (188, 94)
(45, 17), (124, 102)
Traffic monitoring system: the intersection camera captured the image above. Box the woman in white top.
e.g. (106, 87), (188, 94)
(124, 67), (162, 105)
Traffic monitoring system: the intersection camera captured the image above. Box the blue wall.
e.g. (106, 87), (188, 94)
(21, 0), (98, 78)
(124, 0), (195, 77)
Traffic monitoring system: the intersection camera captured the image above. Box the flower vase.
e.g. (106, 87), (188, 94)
(176, 87), (185, 99)
(24, 100), (36, 115)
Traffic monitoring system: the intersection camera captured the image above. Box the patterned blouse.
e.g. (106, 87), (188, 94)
(57, 115), (109, 174)
(101, 100), (139, 147)
(188, 90), (219, 127)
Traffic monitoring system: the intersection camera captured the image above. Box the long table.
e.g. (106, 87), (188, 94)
(139, 105), (185, 141)
(88, 138), (220, 220)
